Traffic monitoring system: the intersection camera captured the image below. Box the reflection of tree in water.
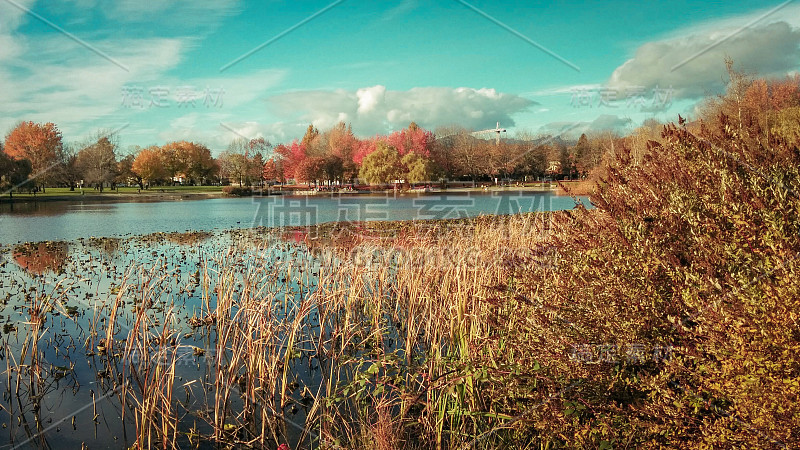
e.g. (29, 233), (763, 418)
(0, 201), (72, 217)
(12, 241), (69, 275)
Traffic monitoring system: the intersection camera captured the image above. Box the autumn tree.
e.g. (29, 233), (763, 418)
(300, 124), (320, 150)
(179, 142), (216, 185)
(132, 146), (166, 187)
(626, 119), (663, 164)
(326, 122), (359, 180)
(488, 141), (518, 179)
(4, 121), (64, 190)
(451, 129), (489, 182)
(294, 156), (326, 186)
(58, 143), (81, 191)
(518, 144), (548, 178)
(353, 137), (379, 166)
(431, 125), (463, 179)
(158, 142), (189, 185)
(274, 141), (307, 182)
(571, 133), (606, 176)
(263, 158), (282, 184)
(386, 122), (434, 157)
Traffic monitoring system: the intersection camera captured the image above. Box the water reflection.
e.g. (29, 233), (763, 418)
(12, 241), (70, 275)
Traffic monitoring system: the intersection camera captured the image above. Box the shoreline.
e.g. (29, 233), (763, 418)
(0, 184), (565, 205)
(0, 190), (224, 205)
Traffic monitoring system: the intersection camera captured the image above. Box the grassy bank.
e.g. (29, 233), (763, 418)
(1, 185), (224, 203)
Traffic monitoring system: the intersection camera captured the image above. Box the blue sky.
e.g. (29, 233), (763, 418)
(1, 0), (799, 154)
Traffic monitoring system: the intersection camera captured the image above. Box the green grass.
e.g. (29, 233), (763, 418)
(7, 185), (222, 198)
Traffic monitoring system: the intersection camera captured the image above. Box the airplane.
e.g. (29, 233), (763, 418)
(473, 122), (507, 145)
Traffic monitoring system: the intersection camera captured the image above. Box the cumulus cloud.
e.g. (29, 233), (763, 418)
(267, 86), (535, 136)
(607, 20), (800, 99)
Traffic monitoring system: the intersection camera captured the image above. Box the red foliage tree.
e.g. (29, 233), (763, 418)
(274, 141), (307, 181)
(385, 122), (433, 157)
(353, 137), (379, 166)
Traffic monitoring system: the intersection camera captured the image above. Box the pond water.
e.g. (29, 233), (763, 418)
(0, 191), (587, 245)
(0, 192), (588, 448)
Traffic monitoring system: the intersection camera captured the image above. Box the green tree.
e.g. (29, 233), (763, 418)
(359, 142), (401, 184)
(401, 152), (434, 183)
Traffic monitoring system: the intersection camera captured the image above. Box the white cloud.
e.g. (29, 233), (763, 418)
(0, 0), (36, 30)
(267, 85), (535, 136)
(0, 35), (186, 137)
(0, 0), (283, 147)
(357, 85), (385, 114)
(607, 19), (800, 99)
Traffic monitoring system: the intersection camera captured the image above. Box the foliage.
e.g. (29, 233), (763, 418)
(3, 121), (64, 187)
(359, 142), (401, 184)
(0, 148), (32, 195)
(221, 185), (253, 196)
(294, 156), (327, 184)
(318, 69), (800, 448)
(132, 146), (167, 185)
(401, 152), (434, 183)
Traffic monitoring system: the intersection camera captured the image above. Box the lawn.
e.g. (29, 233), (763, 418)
(6, 185), (223, 199)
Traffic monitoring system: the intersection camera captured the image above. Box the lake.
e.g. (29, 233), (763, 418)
(0, 192), (587, 448)
(0, 191), (587, 245)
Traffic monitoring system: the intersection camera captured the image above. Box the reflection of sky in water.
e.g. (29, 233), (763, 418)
(0, 231), (339, 448)
(0, 192), (590, 244)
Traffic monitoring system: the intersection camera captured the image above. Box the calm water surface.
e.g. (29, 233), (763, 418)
(0, 191), (589, 448)
(0, 191), (588, 245)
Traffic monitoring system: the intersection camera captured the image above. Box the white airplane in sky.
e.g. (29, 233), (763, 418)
(473, 122), (507, 144)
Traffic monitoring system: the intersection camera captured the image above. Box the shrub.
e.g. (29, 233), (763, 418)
(221, 186), (252, 196)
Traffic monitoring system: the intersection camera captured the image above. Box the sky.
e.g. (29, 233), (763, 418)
(1, 0), (799, 155)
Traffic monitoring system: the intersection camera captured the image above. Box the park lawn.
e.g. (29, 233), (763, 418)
(8, 185), (222, 199)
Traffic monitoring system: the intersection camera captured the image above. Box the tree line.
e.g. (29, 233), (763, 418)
(5, 64), (798, 195)
(0, 118), (616, 196)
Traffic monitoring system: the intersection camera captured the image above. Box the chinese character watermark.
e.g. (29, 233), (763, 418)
(569, 85), (674, 110)
(252, 196), (319, 235)
(121, 85), (225, 109)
